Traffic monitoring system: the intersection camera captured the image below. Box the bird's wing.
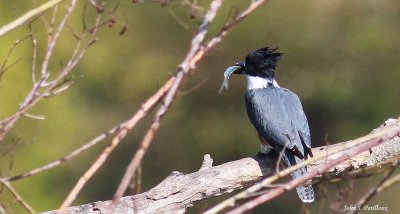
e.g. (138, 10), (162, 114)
(281, 88), (313, 158)
(245, 88), (311, 159)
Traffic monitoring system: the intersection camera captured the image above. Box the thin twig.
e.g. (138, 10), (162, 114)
(276, 141), (289, 173)
(57, 77), (176, 213)
(0, 1), (101, 143)
(56, 0), (270, 211)
(40, 0), (77, 81)
(376, 173), (400, 192)
(0, 15), (105, 182)
(108, 0), (271, 211)
(0, 0), (66, 37)
(28, 21), (38, 84)
(57, 0), (268, 211)
(23, 112), (45, 120)
(177, 76), (209, 96)
(0, 0), (78, 143)
(0, 180), (35, 214)
(0, 34), (30, 81)
(203, 0), (268, 54)
(48, 5), (59, 41)
(226, 134), (394, 214)
(0, 58), (22, 77)
(108, 120), (162, 213)
(136, 164), (142, 194)
(168, 7), (189, 29)
(1, 123), (122, 183)
(2, 0), (269, 211)
(351, 161), (399, 214)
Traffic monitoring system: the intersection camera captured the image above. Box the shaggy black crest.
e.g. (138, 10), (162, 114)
(244, 47), (283, 79)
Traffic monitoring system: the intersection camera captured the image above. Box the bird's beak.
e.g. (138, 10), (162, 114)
(219, 62), (245, 93)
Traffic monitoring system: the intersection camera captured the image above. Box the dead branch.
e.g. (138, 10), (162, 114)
(41, 119), (400, 214)
(108, 1), (224, 212)
(0, 34), (30, 81)
(205, 118), (400, 214)
(55, 0), (268, 212)
(351, 161), (398, 214)
(0, 180), (35, 213)
(205, 119), (400, 213)
(1, 0), (268, 204)
(0, 0), (66, 37)
(224, 123), (398, 214)
(107, 0), (269, 211)
(56, 77), (176, 212)
(0, 2), (102, 143)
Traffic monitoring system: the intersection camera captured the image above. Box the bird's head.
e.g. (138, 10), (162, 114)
(243, 47), (283, 79)
(219, 47), (283, 93)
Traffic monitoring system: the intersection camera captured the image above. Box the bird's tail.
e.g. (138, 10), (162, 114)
(284, 151), (315, 203)
(292, 167), (314, 203)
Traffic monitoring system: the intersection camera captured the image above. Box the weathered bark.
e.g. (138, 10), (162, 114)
(43, 119), (400, 214)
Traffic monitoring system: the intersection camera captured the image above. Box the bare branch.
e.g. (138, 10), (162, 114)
(109, 0), (224, 212)
(0, 4), (102, 144)
(28, 22), (38, 84)
(376, 173), (400, 192)
(23, 112), (45, 120)
(0, 0), (66, 37)
(53, 0), (271, 212)
(1, 0), (270, 183)
(56, 77), (176, 213)
(203, 0), (268, 53)
(0, 180), (35, 214)
(42, 83), (74, 97)
(41, 119), (400, 214)
(1, 124), (122, 183)
(40, 0), (77, 81)
(204, 119), (400, 214)
(351, 161), (399, 214)
(225, 130), (395, 214)
(0, 35), (30, 81)
(108, 0), (270, 211)
(48, 5), (59, 38)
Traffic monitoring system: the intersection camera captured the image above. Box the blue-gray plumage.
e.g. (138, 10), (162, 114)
(245, 87), (314, 202)
(221, 47), (314, 203)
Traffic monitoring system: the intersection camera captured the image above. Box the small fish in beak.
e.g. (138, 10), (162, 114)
(219, 62), (245, 93)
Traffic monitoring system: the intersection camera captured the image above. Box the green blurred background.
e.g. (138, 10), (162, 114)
(1, 0), (399, 213)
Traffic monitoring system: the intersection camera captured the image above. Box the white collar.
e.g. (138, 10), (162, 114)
(246, 76), (280, 90)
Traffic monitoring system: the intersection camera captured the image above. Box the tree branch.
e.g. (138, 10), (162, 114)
(205, 118), (400, 214)
(0, 180), (35, 214)
(225, 125), (397, 214)
(351, 161), (398, 214)
(0, 0), (66, 37)
(0, 1), (102, 144)
(42, 118), (400, 214)
(108, 0), (224, 212)
(53, 1), (268, 212)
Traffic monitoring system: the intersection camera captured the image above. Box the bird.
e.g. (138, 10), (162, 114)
(220, 47), (314, 203)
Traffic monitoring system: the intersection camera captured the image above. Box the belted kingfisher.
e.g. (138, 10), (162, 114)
(220, 47), (314, 203)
